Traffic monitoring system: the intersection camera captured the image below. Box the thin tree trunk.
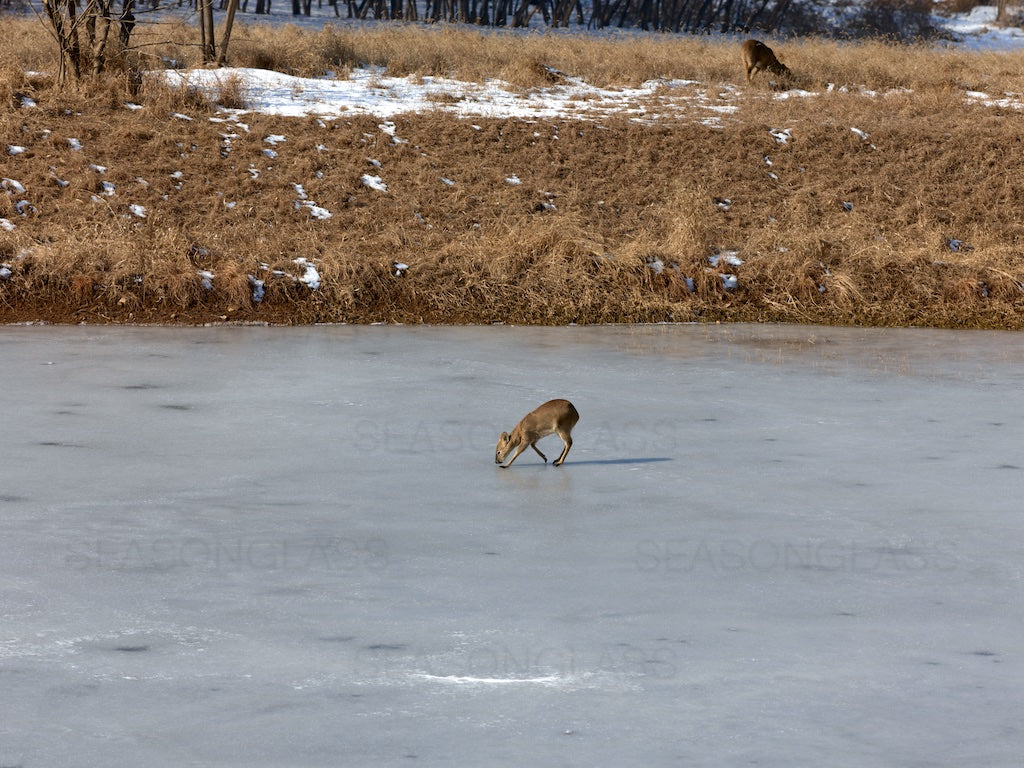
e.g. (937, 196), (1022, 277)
(203, 0), (216, 61)
(91, 1), (115, 76)
(217, 0), (239, 65)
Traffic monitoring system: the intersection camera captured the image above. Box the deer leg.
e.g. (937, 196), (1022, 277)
(553, 433), (573, 466)
(501, 440), (528, 468)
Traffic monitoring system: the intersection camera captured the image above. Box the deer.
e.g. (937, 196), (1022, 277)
(741, 39), (792, 84)
(495, 399), (579, 468)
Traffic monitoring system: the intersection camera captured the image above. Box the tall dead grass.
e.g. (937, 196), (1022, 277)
(7, 15), (1024, 92)
(3, 18), (1024, 325)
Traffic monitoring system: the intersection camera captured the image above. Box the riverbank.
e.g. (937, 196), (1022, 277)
(3, 21), (1024, 327)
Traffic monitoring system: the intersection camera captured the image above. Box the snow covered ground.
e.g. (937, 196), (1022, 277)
(144, 3), (1024, 124)
(943, 3), (1024, 49)
(2, 324), (1023, 766)
(161, 65), (748, 124)
(157, 51), (1020, 128)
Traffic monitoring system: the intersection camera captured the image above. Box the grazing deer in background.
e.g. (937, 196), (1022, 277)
(495, 399), (579, 468)
(741, 39), (792, 84)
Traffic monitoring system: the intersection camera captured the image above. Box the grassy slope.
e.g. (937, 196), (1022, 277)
(2, 19), (1024, 326)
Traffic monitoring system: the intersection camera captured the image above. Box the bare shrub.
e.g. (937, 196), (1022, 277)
(214, 72), (249, 109)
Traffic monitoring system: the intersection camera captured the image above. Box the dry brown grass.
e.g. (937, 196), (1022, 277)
(3, 18), (1024, 326)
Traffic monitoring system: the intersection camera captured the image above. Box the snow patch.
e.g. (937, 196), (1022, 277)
(361, 174), (387, 192)
(248, 275), (266, 302)
(294, 258), (321, 289)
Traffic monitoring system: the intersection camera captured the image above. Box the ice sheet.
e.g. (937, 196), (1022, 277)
(1, 324), (1022, 766)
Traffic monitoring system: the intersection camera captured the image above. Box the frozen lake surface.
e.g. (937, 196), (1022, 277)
(2, 323), (1023, 767)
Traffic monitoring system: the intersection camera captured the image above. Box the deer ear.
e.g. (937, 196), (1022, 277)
(500, 432), (509, 441)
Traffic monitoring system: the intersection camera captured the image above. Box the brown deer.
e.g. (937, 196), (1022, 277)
(495, 399), (579, 468)
(741, 39), (792, 84)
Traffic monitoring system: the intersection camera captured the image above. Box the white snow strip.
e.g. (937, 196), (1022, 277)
(2, 178), (26, 194)
(157, 67), (749, 124)
(67, 138), (83, 151)
(129, 204), (147, 218)
(8, 145), (27, 156)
